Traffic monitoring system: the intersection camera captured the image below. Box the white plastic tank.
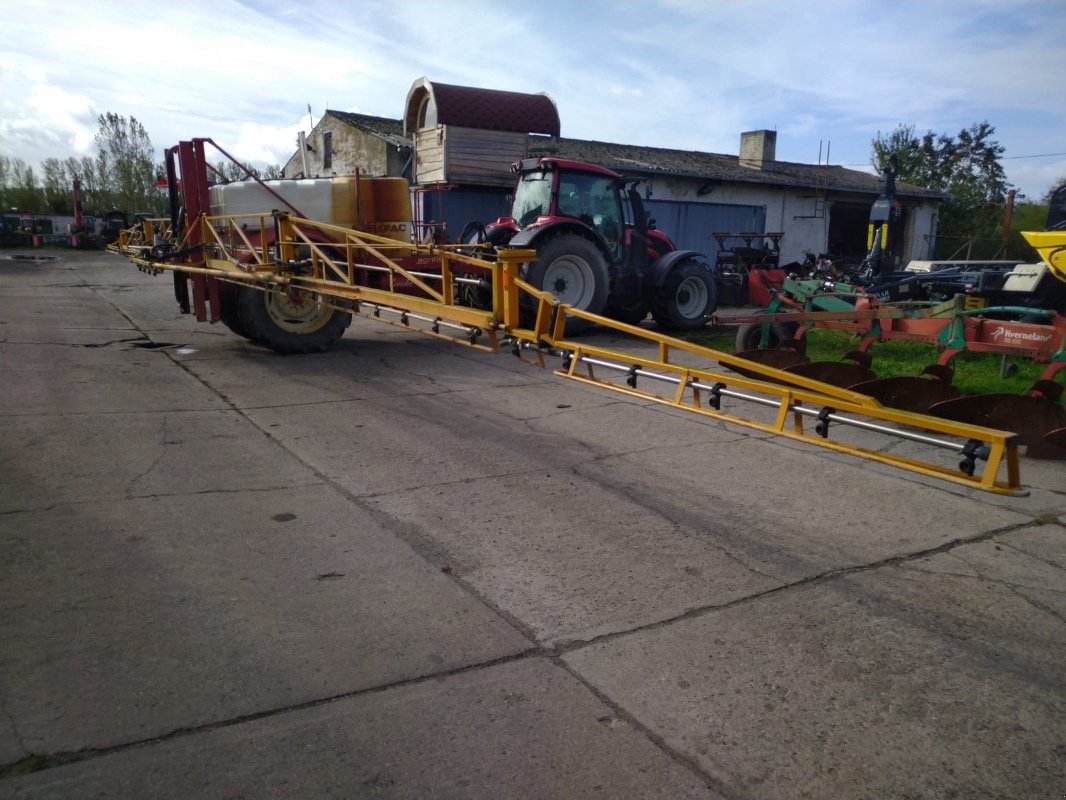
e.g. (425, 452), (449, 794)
(208, 176), (411, 242)
(209, 177), (359, 230)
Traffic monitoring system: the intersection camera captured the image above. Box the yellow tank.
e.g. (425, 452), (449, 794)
(1021, 230), (1066, 283)
(359, 176), (411, 242)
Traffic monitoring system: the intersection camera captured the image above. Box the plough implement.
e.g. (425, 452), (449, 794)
(108, 139), (1032, 495)
(728, 234), (1066, 460)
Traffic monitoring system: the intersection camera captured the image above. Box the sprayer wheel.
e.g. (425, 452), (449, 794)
(235, 286), (351, 354)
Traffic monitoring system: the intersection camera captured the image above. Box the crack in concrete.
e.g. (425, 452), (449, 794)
(548, 516), (1049, 655)
(898, 540), (1066, 626)
(550, 656), (743, 800)
(79, 336), (150, 349)
(350, 464), (561, 499)
(575, 430), (753, 465)
(0, 646), (543, 780)
(123, 418), (169, 495)
(901, 562), (1066, 596)
(0, 406), (230, 420)
(1003, 583), (1066, 626)
(0, 698), (28, 761)
(0, 484), (328, 517)
(997, 535), (1066, 571)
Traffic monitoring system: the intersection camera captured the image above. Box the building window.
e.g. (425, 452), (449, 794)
(323, 131), (332, 169)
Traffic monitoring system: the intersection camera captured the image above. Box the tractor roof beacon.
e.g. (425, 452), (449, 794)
(475, 157), (718, 335)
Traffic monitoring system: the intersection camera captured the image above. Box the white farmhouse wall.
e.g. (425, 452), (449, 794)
(640, 174), (938, 266)
(283, 117), (394, 179)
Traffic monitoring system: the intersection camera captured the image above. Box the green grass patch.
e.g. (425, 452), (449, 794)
(690, 326), (1060, 397)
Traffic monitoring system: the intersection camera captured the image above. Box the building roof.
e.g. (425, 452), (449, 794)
(531, 136), (944, 200)
(323, 110), (942, 201)
(325, 110), (409, 149)
(403, 78), (561, 137)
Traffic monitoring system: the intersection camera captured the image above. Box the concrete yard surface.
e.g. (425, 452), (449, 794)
(1, 249), (1064, 799)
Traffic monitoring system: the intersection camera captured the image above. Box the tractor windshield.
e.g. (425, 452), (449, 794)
(512, 171), (552, 227)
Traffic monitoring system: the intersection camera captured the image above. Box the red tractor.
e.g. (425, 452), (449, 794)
(467, 157), (717, 334)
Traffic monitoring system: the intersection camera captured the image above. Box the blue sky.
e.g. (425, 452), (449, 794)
(2, 0), (1064, 199)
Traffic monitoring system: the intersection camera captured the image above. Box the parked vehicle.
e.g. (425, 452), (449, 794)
(466, 157), (717, 334)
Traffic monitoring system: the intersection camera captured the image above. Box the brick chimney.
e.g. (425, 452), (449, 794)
(739, 130), (776, 170)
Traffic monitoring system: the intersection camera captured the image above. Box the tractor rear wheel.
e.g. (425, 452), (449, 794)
(524, 233), (609, 335)
(650, 259), (717, 331)
(235, 286), (351, 354)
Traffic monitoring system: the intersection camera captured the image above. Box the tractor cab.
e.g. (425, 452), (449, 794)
(554, 170), (624, 259)
(499, 158), (665, 273)
(504, 158), (627, 255)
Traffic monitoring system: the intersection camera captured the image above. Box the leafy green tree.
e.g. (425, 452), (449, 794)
(1003, 180), (1066, 259)
(212, 160), (247, 183)
(1005, 199), (1048, 260)
(2, 114), (167, 222)
(872, 121), (1011, 258)
(211, 161), (284, 182)
(65, 156), (103, 214)
(94, 112), (163, 214)
(41, 158), (74, 214)
(0, 156), (46, 214)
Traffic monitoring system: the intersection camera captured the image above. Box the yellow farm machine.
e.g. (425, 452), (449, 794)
(108, 138), (1057, 496)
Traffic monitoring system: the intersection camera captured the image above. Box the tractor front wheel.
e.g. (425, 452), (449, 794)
(235, 286), (351, 354)
(524, 233), (609, 335)
(650, 260), (717, 331)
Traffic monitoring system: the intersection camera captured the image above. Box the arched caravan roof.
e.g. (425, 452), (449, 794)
(403, 77), (560, 137)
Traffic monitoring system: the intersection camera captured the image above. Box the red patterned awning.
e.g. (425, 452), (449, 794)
(404, 78), (559, 137)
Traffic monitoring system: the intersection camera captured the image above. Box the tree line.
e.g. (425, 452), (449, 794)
(1, 114), (164, 218)
(0, 113), (280, 221)
(871, 121), (1062, 261)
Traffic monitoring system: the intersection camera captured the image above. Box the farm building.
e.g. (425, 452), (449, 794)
(283, 78), (945, 270)
(281, 111), (410, 182)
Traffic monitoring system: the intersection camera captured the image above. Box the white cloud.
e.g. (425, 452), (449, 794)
(0, 0), (1062, 198)
(231, 117), (307, 166)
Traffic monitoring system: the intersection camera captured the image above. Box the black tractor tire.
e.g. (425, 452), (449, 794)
(217, 285), (251, 339)
(734, 320), (800, 351)
(524, 233), (610, 335)
(457, 220), (490, 255)
(235, 286), (351, 354)
(650, 259), (717, 332)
